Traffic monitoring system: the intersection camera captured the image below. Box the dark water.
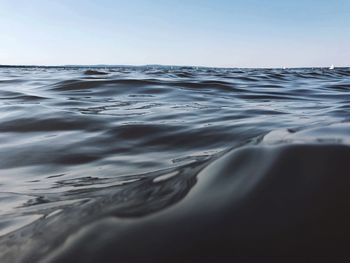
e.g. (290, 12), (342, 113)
(1, 66), (350, 262)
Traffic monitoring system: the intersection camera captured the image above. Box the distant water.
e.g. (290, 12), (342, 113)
(0, 66), (350, 262)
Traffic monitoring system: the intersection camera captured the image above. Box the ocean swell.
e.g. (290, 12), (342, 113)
(0, 66), (350, 262)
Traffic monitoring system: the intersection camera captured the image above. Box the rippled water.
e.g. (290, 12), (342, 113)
(1, 66), (350, 262)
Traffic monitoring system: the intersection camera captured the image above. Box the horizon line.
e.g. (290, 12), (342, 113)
(0, 63), (347, 70)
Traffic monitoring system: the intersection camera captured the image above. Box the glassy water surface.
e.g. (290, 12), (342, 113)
(1, 66), (350, 262)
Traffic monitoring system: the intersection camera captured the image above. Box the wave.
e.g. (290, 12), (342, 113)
(38, 129), (350, 262)
(83, 70), (109, 76)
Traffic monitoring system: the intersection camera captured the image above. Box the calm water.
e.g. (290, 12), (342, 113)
(1, 66), (350, 262)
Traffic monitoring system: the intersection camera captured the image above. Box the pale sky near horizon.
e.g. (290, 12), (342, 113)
(1, 0), (350, 68)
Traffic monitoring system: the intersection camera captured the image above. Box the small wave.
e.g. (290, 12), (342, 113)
(83, 70), (109, 75)
(40, 142), (350, 263)
(48, 78), (241, 94)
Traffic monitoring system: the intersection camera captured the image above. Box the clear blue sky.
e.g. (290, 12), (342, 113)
(1, 0), (349, 67)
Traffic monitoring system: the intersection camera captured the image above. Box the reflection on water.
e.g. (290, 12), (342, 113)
(0, 66), (350, 262)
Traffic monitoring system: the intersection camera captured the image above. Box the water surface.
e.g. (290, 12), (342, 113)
(0, 66), (350, 262)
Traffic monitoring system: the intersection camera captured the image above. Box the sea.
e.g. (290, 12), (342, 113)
(0, 66), (350, 262)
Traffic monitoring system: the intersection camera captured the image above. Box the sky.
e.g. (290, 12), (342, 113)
(1, 0), (350, 68)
